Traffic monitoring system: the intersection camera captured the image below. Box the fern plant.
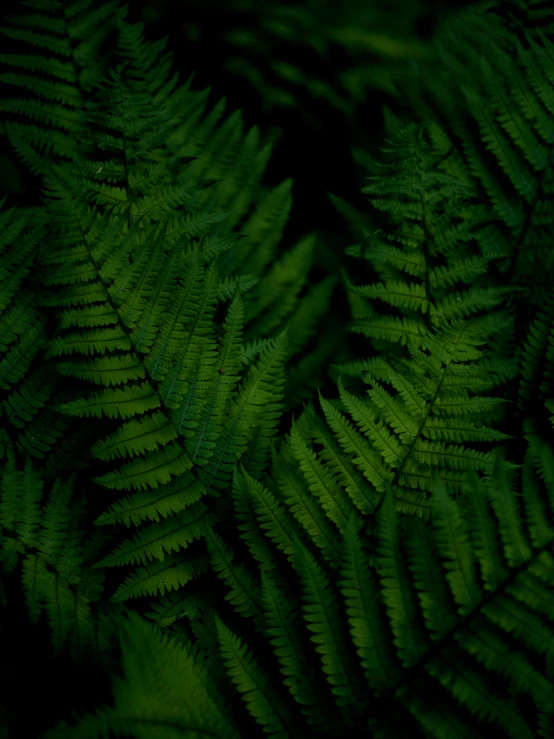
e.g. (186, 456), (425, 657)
(0, 449), (119, 664)
(0, 196), (98, 477)
(394, 0), (554, 310)
(77, 117), (554, 737)
(1, 1), (554, 738)
(323, 123), (518, 518)
(67, 58), (554, 738)
(44, 431), (554, 738)
(0, 0), (127, 176)
(0, 0), (334, 688)
(84, 120), (523, 616)
(0, 0), (341, 409)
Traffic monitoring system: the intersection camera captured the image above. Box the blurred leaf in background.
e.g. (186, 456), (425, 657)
(128, 0), (479, 243)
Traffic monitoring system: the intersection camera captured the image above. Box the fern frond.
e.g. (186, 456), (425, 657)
(0, 455), (114, 662)
(401, 4), (554, 310)
(66, 421), (554, 738)
(45, 610), (240, 739)
(205, 526), (266, 629)
(0, 199), (94, 475)
(270, 441), (343, 567)
(260, 570), (331, 728)
(215, 614), (294, 738)
(517, 289), (554, 430)
(223, 434), (554, 736)
(341, 122), (515, 353)
(31, 43), (293, 607)
(0, 0), (127, 174)
(109, 552), (209, 603)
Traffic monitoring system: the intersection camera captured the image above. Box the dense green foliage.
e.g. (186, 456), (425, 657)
(1, 1), (554, 737)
